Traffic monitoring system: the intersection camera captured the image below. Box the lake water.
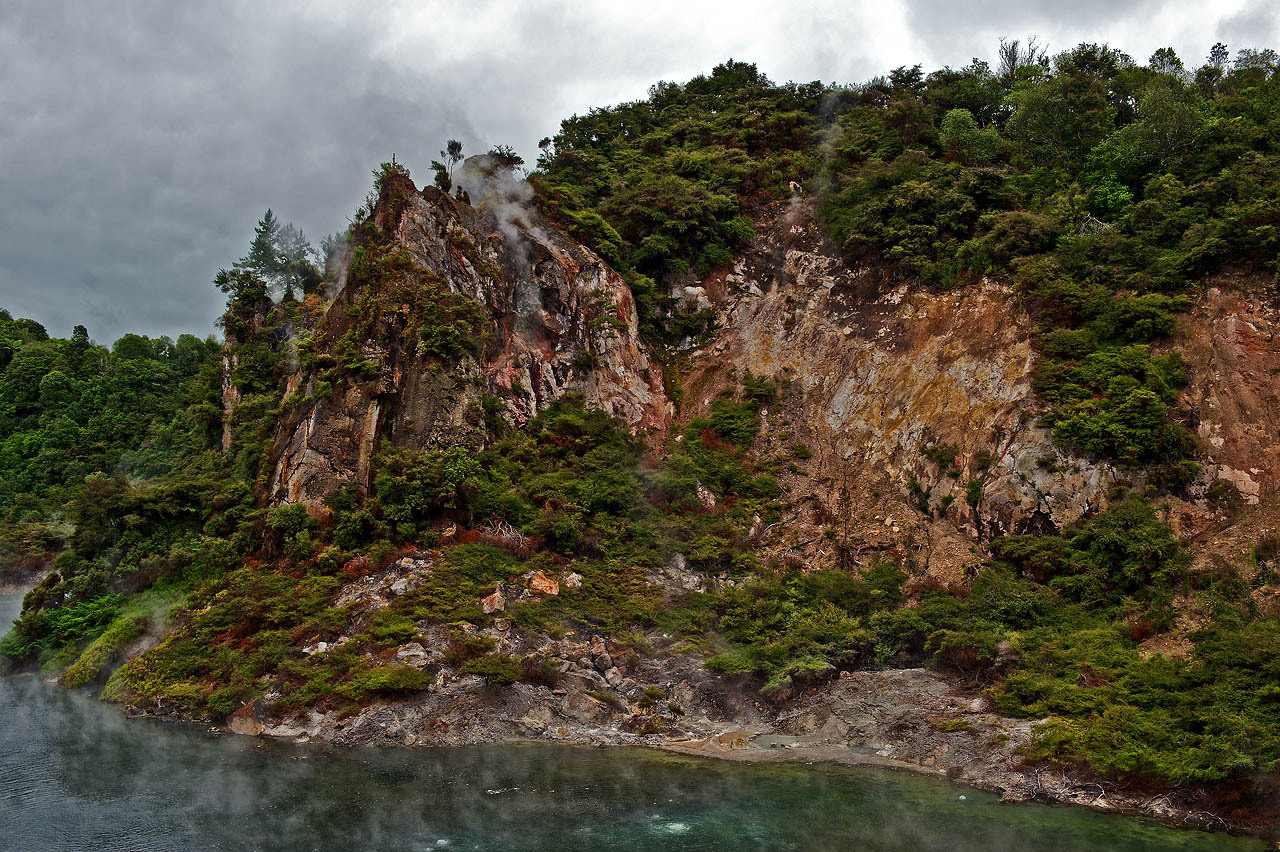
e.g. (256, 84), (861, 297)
(0, 593), (1266, 851)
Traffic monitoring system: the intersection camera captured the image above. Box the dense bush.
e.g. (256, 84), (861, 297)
(0, 312), (222, 531)
(535, 61), (823, 341)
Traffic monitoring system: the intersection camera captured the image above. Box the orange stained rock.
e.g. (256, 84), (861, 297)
(528, 571), (559, 596)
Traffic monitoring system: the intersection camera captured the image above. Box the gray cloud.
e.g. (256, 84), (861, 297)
(1, 0), (1275, 343)
(901, 0), (1280, 70)
(1219, 3), (1280, 52)
(0, 1), (478, 343)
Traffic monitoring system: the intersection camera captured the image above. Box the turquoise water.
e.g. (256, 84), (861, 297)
(0, 594), (1266, 851)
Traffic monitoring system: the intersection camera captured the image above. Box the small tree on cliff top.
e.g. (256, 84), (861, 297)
(230, 208), (320, 301)
(431, 139), (464, 191)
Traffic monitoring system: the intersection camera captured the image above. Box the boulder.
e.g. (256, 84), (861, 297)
(227, 699), (268, 737)
(528, 571), (559, 596)
(395, 642), (428, 667)
(481, 585), (506, 614)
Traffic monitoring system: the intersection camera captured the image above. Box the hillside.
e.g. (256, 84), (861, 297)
(4, 47), (1280, 832)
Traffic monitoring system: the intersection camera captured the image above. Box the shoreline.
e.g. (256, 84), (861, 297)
(7, 659), (1268, 841)
(219, 716), (1276, 841)
(5, 583), (1273, 841)
(177, 665), (1278, 842)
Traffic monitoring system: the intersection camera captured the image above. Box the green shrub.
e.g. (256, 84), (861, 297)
(368, 610), (418, 644)
(59, 616), (145, 687)
(964, 477), (983, 507)
(462, 654), (520, 685)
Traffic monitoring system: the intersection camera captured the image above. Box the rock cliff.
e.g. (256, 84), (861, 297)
(1178, 279), (1280, 507)
(676, 199), (1280, 577)
(264, 166), (670, 505)
(195, 174), (1280, 836)
(677, 200), (1114, 577)
(253, 181), (1280, 578)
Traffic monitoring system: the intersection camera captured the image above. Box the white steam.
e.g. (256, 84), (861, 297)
(454, 155), (551, 265)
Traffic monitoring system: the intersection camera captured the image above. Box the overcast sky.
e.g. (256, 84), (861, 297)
(2, 0), (1276, 344)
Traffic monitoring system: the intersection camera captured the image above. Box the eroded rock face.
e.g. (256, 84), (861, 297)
(1177, 281), (1280, 506)
(264, 172), (670, 505)
(679, 202), (1280, 575)
(680, 200), (1118, 577)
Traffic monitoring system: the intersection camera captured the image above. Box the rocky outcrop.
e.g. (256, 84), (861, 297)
(263, 168), (670, 505)
(1178, 279), (1280, 507)
(230, 621), (1248, 834)
(678, 200), (1118, 577)
(243, 182), (1280, 579)
(675, 200), (1280, 578)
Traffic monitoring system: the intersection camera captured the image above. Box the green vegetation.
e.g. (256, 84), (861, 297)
(977, 498), (1277, 784)
(47, 376), (775, 718)
(231, 209), (322, 301)
(664, 493), (1279, 785)
(306, 239), (487, 381)
(0, 201), (321, 677)
(691, 561), (906, 692)
(535, 60), (823, 341)
(0, 312), (223, 577)
(814, 45), (1280, 480)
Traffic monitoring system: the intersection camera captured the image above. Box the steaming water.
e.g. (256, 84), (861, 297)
(0, 593), (1266, 851)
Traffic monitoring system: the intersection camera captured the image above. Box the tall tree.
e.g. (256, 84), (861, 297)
(231, 209), (318, 300)
(237, 209), (282, 281)
(276, 222), (319, 300)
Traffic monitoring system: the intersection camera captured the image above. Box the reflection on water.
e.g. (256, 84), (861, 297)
(0, 595), (1264, 852)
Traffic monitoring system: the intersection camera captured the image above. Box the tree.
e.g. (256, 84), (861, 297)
(1196, 43), (1230, 92)
(237, 209), (281, 281)
(320, 231), (347, 277)
(1233, 48), (1279, 82)
(1053, 43), (1134, 81)
(430, 160), (450, 191)
(442, 139), (463, 179)
(939, 108), (999, 164)
(1007, 71), (1113, 166)
(1207, 42), (1230, 70)
(1130, 81), (1205, 167)
(213, 267), (268, 306)
(275, 222), (319, 300)
(998, 36), (1048, 82)
(536, 136), (554, 170)
(1085, 76), (1205, 191)
(373, 155), (410, 190)
(889, 64), (925, 96)
(1148, 47), (1185, 78)
(230, 209), (319, 301)
(924, 60), (1006, 126)
(487, 144), (524, 170)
